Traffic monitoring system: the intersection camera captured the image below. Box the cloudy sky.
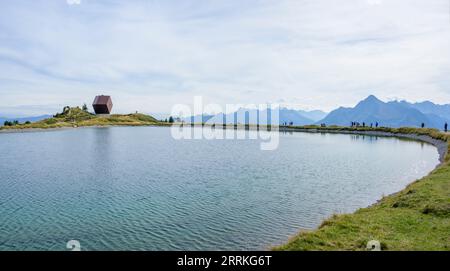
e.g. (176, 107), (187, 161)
(0, 0), (449, 116)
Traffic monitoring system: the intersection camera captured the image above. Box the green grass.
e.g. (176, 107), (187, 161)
(276, 126), (450, 251)
(0, 107), (167, 130)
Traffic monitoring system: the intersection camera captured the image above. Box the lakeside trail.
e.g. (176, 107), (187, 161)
(1, 121), (449, 250)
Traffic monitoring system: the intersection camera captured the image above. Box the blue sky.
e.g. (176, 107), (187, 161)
(0, 0), (450, 116)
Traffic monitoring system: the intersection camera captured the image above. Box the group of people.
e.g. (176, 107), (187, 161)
(350, 121), (379, 128)
(421, 122), (449, 132)
(282, 121), (294, 126)
(350, 121), (448, 132)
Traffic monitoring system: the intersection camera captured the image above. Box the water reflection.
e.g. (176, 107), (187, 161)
(92, 127), (112, 164)
(350, 134), (379, 142)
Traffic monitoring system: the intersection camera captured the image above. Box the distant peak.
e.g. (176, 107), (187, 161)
(364, 95), (381, 102)
(354, 95), (384, 108)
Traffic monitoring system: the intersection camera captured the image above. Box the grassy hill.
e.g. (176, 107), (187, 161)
(0, 107), (165, 130)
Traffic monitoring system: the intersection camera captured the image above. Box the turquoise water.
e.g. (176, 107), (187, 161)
(0, 127), (439, 250)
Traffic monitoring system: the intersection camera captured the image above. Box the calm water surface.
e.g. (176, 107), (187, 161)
(0, 127), (439, 250)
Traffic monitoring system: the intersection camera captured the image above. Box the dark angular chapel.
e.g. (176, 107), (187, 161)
(92, 95), (113, 114)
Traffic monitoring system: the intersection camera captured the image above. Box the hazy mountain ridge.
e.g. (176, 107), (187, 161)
(401, 101), (450, 120)
(184, 108), (327, 125)
(296, 109), (327, 122)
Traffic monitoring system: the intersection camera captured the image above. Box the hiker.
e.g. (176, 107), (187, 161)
(370, 123), (373, 128)
(375, 122), (379, 128)
(362, 122), (366, 127)
(445, 122), (448, 133)
(421, 122), (425, 128)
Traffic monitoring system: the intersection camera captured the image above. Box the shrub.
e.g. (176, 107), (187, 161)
(44, 118), (58, 125)
(3, 120), (18, 126)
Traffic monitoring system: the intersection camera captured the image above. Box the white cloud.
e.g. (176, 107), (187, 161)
(0, 0), (449, 115)
(66, 0), (81, 5)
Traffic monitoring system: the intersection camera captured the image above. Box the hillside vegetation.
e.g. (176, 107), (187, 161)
(0, 107), (164, 130)
(276, 126), (450, 251)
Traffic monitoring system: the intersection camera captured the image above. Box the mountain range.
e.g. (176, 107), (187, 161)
(320, 95), (449, 129)
(182, 95), (449, 130)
